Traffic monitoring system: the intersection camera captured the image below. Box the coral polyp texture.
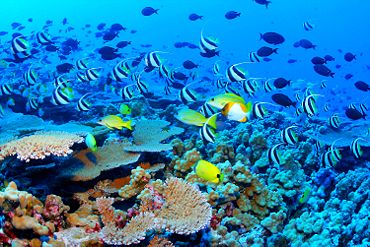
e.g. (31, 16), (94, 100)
(0, 131), (83, 162)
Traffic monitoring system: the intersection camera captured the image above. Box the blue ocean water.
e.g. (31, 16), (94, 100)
(0, 0), (369, 246)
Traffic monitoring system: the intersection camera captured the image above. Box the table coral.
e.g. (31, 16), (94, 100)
(0, 131), (83, 162)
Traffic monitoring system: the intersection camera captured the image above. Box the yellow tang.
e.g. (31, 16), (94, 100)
(85, 133), (97, 152)
(97, 115), (132, 130)
(119, 103), (131, 115)
(176, 109), (217, 129)
(207, 93), (246, 110)
(195, 160), (224, 183)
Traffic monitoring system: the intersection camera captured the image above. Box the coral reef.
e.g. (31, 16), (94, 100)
(0, 131), (84, 162)
(67, 140), (141, 181)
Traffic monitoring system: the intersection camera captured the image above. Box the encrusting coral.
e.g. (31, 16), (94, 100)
(0, 131), (83, 162)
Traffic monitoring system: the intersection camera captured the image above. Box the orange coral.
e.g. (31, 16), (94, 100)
(148, 236), (174, 247)
(0, 131), (83, 162)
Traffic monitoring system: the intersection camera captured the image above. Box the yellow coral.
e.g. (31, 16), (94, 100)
(0, 131), (83, 162)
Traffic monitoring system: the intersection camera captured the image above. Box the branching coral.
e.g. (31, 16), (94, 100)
(124, 119), (183, 152)
(0, 131), (83, 162)
(100, 178), (212, 245)
(156, 177), (213, 235)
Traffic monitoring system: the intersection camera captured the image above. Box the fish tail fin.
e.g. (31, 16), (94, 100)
(246, 101), (253, 112)
(206, 113), (219, 129)
(216, 51), (220, 56)
(312, 45), (317, 50)
(155, 9), (160, 14)
(259, 33), (263, 40)
(330, 73), (335, 78)
(293, 101), (297, 107)
(125, 119), (133, 130)
(273, 48), (278, 54)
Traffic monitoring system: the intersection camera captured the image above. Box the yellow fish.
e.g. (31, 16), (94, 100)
(97, 115), (132, 130)
(85, 133), (97, 152)
(195, 160), (224, 183)
(176, 109), (217, 129)
(221, 101), (252, 122)
(298, 187), (311, 204)
(119, 104), (131, 115)
(207, 93), (246, 110)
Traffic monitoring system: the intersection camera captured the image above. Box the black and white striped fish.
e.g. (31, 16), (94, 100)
(26, 97), (39, 111)
(224, 83), (241, 96)
(248, 52), (261, 63)
(136, 79), (149, 95)
(200, 102), (218, 117)
(320, 80), (327, 89)
(321, 150), (337, 167)
(314, 141), (322, 155)
(350, 138), (365, 159)
(199, 123), (216, 143)
(85, 68), (101, 81)
(159, 64), (172, 79)
(213, 62), (221, 76)
(226, 62), (248, 82)
(77, 93), (91, 112)
(120, 85), (134, 100)
(164, 85), (172, 95)
(295, 107), (303, 116)
(54, 75), (70, 88)
(264, 79), (274, 92)
(359, 103), (368, 116)
(76, 57), (89, 70)
(23, 68), (37, 86)
(303, 21), (314, 31)
(51, 85), (72, 105)
(11, 35), (28, 54)
(216, 79), (226, 89)
(179, 84), (197, 104)
(348, 103), (356, 109)
(295, 93), (301, 102)
(111, 61), (130, 82)
(322, 140), (342, 166)
(281, 126), (298, 145)
(302, 94), (322, 117)
(328, 114), (340, 129)
(268, 143), (284, 165)
(323, 103), (330, 112)
(77, 72), (88, 82)
(0, 84), (13, 96)
(144, 51), (163, 68)
(242, 79), (258, 96)
(199, 31), (218, 53)
(252, 102), (268, 119)
(36, 31), (53, 45)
